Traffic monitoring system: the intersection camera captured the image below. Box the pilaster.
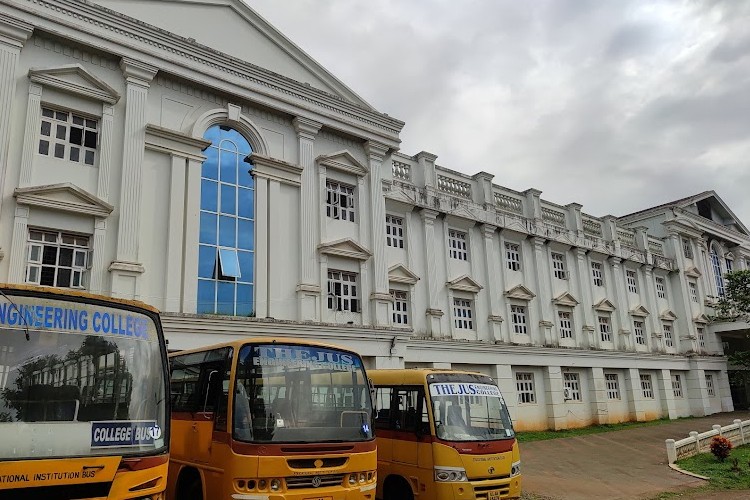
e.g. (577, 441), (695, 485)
(685, 368), (709, 417)
(7, 205), (29, 283)
(523, 188), (542, 222)
(421, 209), (443, 337)
(566, 203), (583, 237)
(531, 236), (551, 344)
(573, 248), (593, 348)
(96, 104), (115, 201)
(656, 369), (678, 419)
(366, 141), (391, 326)
(589, 367), (608, 425)
(164, 155), (187, 312)
(254, 175), (269, 319)
(472, 171), (494, 207)
(18, 83), (42, 187)
(89, 218), (107, 295)
(716, 370), (734, 412)
(182, 157), (203, 313)
(543, 366), (568, 430)
(608, 256), (628, 350)
(415, 151), (438, 188)
(624, 368), (647, 421)
(482, 224), (503, 341)
(641, 265), (658, 353)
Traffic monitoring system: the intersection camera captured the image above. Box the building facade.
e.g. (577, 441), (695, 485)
(0, 0), (746, 430)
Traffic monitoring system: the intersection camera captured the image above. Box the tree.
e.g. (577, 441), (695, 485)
(714, 270), (750, 388)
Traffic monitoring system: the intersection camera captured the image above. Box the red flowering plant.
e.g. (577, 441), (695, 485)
(710, 436), (733, 462)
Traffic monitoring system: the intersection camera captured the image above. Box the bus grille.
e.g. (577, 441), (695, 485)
(287, 457), (347, 469)
(473, 482), (511, 499)
(286, 473), (345, 489)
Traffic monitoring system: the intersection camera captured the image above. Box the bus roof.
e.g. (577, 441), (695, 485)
(0, 283), (160, 314)
(368, 368), (491, 385)
(168, 337), (362, 358)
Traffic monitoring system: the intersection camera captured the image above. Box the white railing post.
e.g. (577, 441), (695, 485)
(735, 420), (744, 445)
(713, 424), (722, 436)
(690, 431), (700, 454)
(666, 439), (677, 464)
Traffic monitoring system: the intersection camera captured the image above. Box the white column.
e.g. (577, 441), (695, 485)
(530, 237), (551, 345)
(88, 218), (108, 295)
(254, 176), (269, 319)
(589, 367), (608, 425)
(656, 369), (678, 419)
(573, 248), (593, 348)
(543, 366), (567, 430)
(18, 83), (42, 187)
(482, 224), (504, 341)
(164, 155), (187, 312)
(96, 104), (115, 202)
(421, 209), (443, 337)
(7, 205), (29, 283)
(717, 370), (734, 412)
(608, 257), (628, 350)
(685, 368), (709, 417)
(181, 157), (203, 313)
(365, 141), (392, 326)
(624, 368), (646, 421)
(267, 179), (283, 319)
(110, 58), (158, 299)
(641, 265), (659, 352)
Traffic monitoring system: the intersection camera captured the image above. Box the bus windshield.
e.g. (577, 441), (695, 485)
(233, 343), (373, 444)
(0, 295), (167, 460)
(429, 381), (515, 442)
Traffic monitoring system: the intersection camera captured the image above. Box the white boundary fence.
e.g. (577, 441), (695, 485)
(666, 419), (750, 464)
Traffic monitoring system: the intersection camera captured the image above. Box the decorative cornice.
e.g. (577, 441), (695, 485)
(552, 292), (579, 307)
(488, 315), (504, 323)
(296, 283), (321, 294)
(318, 238), (372, 261)
(426, 308), (444, 317)
(593, 298), (616, 312)
(388, 264), (420, 285)
(14, 183), (113, 217)
(0, 12), (33, 49)
(630, 305), (651, 317)
(28, 63), (120, 104)
(447, 275), (483, 293)
(248, 153), (303, 186)
(292, 116), (322, 139)
(316, 150), (368, 177)
(364, 141), (389, 163)
(684, 266), (702, 279)
(660, 310), (678, 321)
(505, 284), (536, 301)
(144, 124), (210, 160)
(108, 260), (145, 274)
(120, 57), (158, 85)
(693, 313), (709, 324)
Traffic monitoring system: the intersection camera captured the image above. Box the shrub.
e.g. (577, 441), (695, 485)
(710, 436), (733, 462)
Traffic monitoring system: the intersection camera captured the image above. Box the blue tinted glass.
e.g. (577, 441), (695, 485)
(201, 179), (218, 212)
(203, 125), (221, 144)
(238, 219), (254, 251)
(197, 279), (216, 314)
(218, 248), (241, 278)
(198, 245), (217, 278)
(238, 187), (254, 219)
(220, 149), (237, 185)
(219, 215), (236, 247)
(238, 164), (254, 188)
(225, 129), (252, 155)
(217, 281), (235, 315)
(199, 212), (217, 244)
(238, 250), (254, 284)
(236, 284), (253, 316)
(220, 184), (236, 215)
(201, 146), (218, 180)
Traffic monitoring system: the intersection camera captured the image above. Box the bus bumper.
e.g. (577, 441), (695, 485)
(435, 475), (521, 499)
(231, 482), (376, 499)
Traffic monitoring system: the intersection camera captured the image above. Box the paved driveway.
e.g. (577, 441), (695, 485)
(521, 411), (750, 500)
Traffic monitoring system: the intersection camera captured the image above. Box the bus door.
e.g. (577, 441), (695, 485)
(391, 388), (428, 467)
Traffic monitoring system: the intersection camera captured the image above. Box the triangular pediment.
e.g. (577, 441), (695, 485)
(693, 313), (710, 324)
(29, 64), (120, 104)
(660, 309), (678, 321)
(504, 284), (535, 301)
(14, 183), (113, 218)
(678, 191), (750, 236)
(388, 264), (420, 285)
(447, 275), (482, 293)
(630, 305), (651, 317)
(684, 266), (702, 278)
(552, 292), (579, 307)
(318, 238), (372, 261)
(92, 0), (370, 107)
(593, 298), (616, 312)
(317, 150), (368, 177)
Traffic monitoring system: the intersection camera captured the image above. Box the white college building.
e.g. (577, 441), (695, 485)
(0, 0), (747, 430)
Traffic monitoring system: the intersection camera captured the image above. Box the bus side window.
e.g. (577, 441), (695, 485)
(419, 394), (431, 435)
(213, 348), (233, 432)
(373, 386), (392, 430)
(395, 389), (419, 433)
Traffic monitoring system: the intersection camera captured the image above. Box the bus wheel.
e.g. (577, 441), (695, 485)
(177, 470), (203, 500)
(384, 476), (414, 500)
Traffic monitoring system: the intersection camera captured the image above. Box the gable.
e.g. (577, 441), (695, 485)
(92, 0), (370, 107)
(684, 266), (702, 279)
(29, 64), (120, 104)
(593, 298), (616, 312)
(317, 150), (368, 177)
(504, 285), (535, 301)
(14, 183), (113, 217)
(552, 292), (579, 307)
(447, 275), (482, 293)
(660, 310), (678, 321)
(681, 192), (750, 236)
(629, 305), (650, 317)
(388, 264), (419, 285)
(318, 238), (371, 261)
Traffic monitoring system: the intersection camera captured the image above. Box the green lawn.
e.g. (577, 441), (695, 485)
(516, 417), (693, 443)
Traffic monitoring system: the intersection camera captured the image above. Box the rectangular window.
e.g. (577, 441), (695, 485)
(656, 277), (666, 299)
(26, 229), (89, 289)
(671, 374), (683, 398)
(726, 258), (733, 273)
(663, 323), (673, 347)
(327, 270), (359, 312)
(511, 305), (527, 334)
(217, 248), (241, 279)
(682, 238), (693, 259)
(558, 311), (573, 339)
(515, 372), (536, 404)
(706, 374), (715, 396)
(325, 180), (355, 222)
(598, 316), (611, 342)
(448, 230), (468, 261)
(505, 242), (521, 271)
(563, 373), (581, 401)
(626, 270), (638, 293)
(634, 320), (646, 345)
(386, 215), (404, 248)
(453, 298), (474, 329)
(711, 251), (725, 297)
(605, 374), (620, 400)
(591, 262), (604, 287)
(698, 327), (705, 349)
(390, 290), (409, 325)
(689, 281), (698, 303)
(551, 252), (567, 279)
(640, 374), (654, 399)
(39, 107), (98, 165)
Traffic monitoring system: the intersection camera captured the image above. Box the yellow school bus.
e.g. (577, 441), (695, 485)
(370, 369), (521, 500)
(0, 284), (170, 499)
(167, 338), (377, 499)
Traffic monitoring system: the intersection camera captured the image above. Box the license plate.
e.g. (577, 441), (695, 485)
(304, 497), (332, 500)
(488, 490), (502, 500)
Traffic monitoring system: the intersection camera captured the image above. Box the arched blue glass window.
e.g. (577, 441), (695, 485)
(197, 125), (254, 315)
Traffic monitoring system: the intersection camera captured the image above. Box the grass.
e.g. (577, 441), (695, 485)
(516, 417), (694, 443)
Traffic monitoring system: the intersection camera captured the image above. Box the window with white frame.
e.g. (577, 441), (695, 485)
(671, 374), (683, 398)
(385, 215), (404, 248)
(598, 315), (611, 342)
(453, 298), (474, 329)
(682, 238), (693, 259)
(634, 320), (646, 345)
(663, 323), (673, 347)
(558, 311), (573, 339)
(605, 373), (620, 400)
(706, 374), (715, 396)
(327, 270), (359, 312)
(511, 305), (527, 334)
(563, 373), (581, 401)
(655, 276), (666, 299)
(640, 374), (654, 399)
(390, 290), (409, 325)
(448, 229), (468, 261)
(698, 327), (705, 349)
(551, 252), (567, 279)
(591, 261), (604, 287)
(515, 372), (536, 404)
(325, 180), (355, 222)
(710, 248), (725, 296)
(726, 258), (733, 273)
(689, 281), (698, 303)
(626, 270), (638, 293)
(26, 229), (89, 289)
(39, 107), (98, 165)
(505, 242), (521, 271)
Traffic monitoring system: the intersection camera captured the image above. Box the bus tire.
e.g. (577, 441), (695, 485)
(177, 469), (203, 500)
(384, 476), (414, 500)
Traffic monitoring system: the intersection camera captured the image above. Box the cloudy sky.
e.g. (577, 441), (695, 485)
(247, 0), (750, 224)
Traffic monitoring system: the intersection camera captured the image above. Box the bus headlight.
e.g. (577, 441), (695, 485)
(434, 468), (468, 482)
(270, 479), (281, 491)
(359, 472), (366, 484)
(511, 461), (521, 477)
(257, 479), (267, 490)
(349, 474), (357, 485)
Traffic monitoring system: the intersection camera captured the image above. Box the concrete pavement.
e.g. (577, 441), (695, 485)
(520, 411), (750, 500)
